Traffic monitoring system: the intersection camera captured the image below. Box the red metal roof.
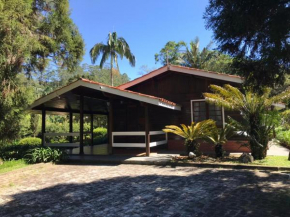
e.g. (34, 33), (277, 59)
(31, 78), (178, 108)
(118, 64), (243, 90)
(80, 78), (177, 106)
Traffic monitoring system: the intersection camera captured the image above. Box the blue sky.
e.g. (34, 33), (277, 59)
(69, 0), (214, 80)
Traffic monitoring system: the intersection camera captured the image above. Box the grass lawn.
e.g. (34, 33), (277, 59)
(172, 155), (290, 167)
(0, 159), (28, 174)
(250, 156), (290, 167)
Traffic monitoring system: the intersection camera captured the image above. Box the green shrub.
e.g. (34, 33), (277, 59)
(93, 127), (108, 144)
(276, 129), (290, 149)
(25, 147), (67, 164)
(19, 137), (41, 146)
(0, 144), (36, 161)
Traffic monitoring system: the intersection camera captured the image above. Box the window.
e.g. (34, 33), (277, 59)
(191, 100), (224, 127)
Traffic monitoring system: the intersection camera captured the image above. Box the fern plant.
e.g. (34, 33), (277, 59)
(163, 120), (216, 155)
(204, 123), (235, 158)
(25, 147), (67, 164)
(204, 84), (290, 160)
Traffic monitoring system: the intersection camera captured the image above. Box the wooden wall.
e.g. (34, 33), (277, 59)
(124, 71), (242, 150)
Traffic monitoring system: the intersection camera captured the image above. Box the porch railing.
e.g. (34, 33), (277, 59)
(112, 131), (168, 148)
(43, 132), (90, 148)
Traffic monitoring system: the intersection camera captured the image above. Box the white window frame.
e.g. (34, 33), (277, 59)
(190, 99), (225, 128)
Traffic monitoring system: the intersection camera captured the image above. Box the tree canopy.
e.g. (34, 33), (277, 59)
(155, 38), (233, 74)
(90, 32), (135, 86)
(204, 0), (290, 88)
(0, 0), (84, 142)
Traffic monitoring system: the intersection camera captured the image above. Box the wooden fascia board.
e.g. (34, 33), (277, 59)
(81, 82), (181, 111)
(29, 80), (181, 111)
(170, 65), (243, 84)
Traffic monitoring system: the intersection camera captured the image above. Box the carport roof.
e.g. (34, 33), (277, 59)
(29, 78), (181, 113)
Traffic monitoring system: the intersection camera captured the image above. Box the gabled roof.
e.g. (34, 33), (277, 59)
(118, 64), (243, 90)
(29, 78), (181, 111)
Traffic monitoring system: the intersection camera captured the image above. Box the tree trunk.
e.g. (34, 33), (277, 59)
(250, 141), (268, 160)
(110, 55), (113, 86)
(215, 143), (224, 158)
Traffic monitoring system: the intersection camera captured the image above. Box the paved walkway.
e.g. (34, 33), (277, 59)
(0, 164), (289, 217)
(268, 144), (289, 156)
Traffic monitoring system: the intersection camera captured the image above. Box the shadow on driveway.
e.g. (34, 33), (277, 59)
(1, 168), (290, 217)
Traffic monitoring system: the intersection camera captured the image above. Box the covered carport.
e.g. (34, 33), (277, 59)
(29, 78), (181, 156)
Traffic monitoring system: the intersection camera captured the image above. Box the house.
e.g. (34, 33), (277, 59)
(29, 64), (249, 156)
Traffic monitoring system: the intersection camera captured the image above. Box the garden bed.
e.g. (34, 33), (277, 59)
(171, 155), (290, 167)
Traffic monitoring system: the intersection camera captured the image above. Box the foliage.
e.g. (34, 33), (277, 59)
(19, 137), (41, 146)
(0, 159), (28, 174)
(204, 0), (290, 88)
(25, 147), (67, 164)
(90, 32), (135, 86)
(204, 84), (290, 159)
(93, 127), (108, 144)
(0, 144), (36, 161)
(0, 74), (35, 142)
(155, 38), (234, 74)
(163, 120), (216, 155)
(0, 0), (84, 143)
(204, 123), (235, 158)
(155, 41), (186, 65)
(276, 128), (290, 149)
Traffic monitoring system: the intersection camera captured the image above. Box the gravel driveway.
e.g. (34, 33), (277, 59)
(0, 163), (289, 217)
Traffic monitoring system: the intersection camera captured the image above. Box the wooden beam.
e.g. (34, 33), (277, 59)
(91, 114), (94, 146)
(79, 94), (84, 155)
(108, 100), (113, 154)
(145, 105), (150, 156)
(41, 109), (46, 146)
(31, 107), (108, 115)
(69, 111), (73, 143)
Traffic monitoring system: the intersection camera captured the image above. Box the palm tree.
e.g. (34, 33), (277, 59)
(203, 84), (290, 159)
(179, 37), (218, 69)
(90, 32), (135, 86)
(163, 120), (216, 155)
(204, 123), (235, 158)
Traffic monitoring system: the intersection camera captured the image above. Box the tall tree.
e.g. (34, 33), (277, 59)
(0, 0), (84, 142)
(204, 0), (290, 89)
(203, 84), (290, 159)
(90, 32), (135, 86)
(155, 41), (186, 65)
(155, 38), (233, 74)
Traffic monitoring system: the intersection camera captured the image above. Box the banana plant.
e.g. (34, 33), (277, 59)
(163, 119), (216, 155)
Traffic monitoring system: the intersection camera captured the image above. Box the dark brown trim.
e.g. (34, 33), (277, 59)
(41, 109), (46, 146)
(69, 111), (73, 143)
(145, 105), (150, 156)
(108, 100), (113, 154)
(79, 94), (84, 155)
(90, 114), (94, 146)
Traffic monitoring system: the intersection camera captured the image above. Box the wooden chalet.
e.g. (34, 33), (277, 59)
(29, 64), (250, 156)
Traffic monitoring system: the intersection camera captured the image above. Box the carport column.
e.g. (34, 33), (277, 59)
(79, 94), (84, 155)
(145, 105), (150, 157)
(41, 109), (46, 146)
(69, 111), (73, 143)
(108, 100), (113, 154)
(90, 114), (94, 146)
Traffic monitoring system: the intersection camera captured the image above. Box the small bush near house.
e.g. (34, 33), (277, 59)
(0, 144), (36, 161)
(276, 129), (290, 149)
(25, 147), (67, 164)
(19, 137), (41, 146)
(93, 127), (108, 144)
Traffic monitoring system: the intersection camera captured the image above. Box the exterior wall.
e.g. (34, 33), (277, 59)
(126, 70), (244, 152)
(168, 140), (250, 154)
